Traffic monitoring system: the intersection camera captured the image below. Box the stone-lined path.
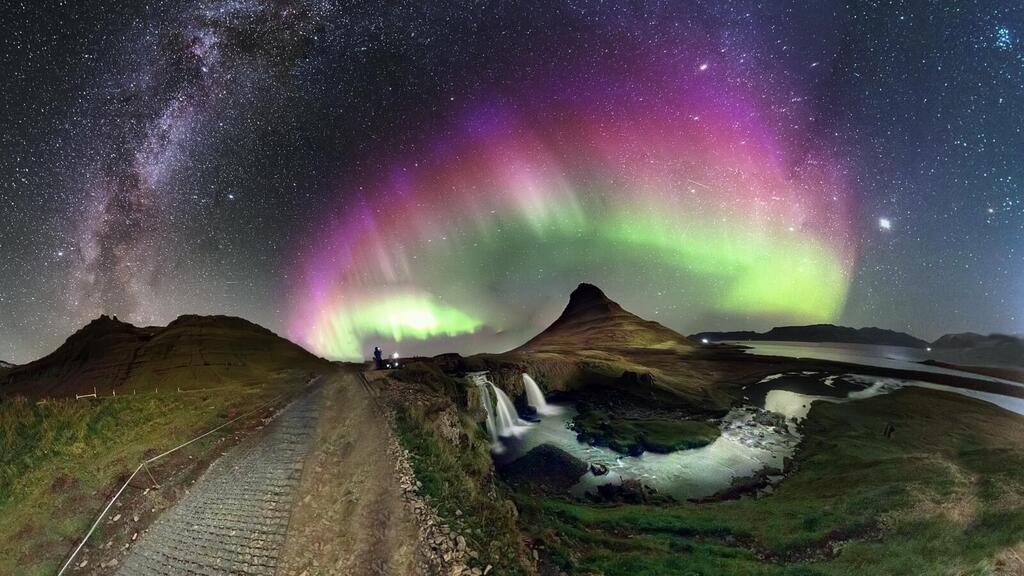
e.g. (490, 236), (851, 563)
(116, 387), (322, 576)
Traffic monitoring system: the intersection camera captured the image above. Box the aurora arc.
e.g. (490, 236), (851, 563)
(290, 66), (857, 360)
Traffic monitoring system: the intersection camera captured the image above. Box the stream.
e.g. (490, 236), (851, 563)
(479, 370), (1024, 501)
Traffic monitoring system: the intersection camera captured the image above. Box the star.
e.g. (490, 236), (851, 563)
(878, 218), (892, 231)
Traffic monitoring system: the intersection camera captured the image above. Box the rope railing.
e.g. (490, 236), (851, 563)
(55, 376), (322, 576)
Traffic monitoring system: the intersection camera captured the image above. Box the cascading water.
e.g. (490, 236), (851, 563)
(473, 376), (499, 443)
(522, 374), (560, 415)
(491, 383), (529, 433)
(470, 372), (529, 451)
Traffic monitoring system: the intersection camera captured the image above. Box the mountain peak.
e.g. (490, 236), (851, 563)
(570, 282), (608, 300)
(68, 314), (153, 342)
(515, 283), (692, 352)
(561, 283), (622, 320)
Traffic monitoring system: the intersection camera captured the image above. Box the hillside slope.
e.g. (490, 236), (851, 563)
(1, 314), (328, 398)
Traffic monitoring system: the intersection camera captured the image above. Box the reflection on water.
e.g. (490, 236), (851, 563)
(737, 341), (1024, 388)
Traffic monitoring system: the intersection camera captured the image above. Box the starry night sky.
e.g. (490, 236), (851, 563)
(2, 1), (1022, 363)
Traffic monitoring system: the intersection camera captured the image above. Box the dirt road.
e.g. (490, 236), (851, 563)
(112, 370), (424, 575)
(276, 371), (423, 575)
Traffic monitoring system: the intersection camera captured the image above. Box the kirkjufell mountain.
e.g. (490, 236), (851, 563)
(517, 283), (695, 352)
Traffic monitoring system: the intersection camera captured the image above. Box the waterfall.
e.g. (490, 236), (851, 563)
(491, 383), (529, 432)
(522, 374), (560, 415)
(474, 376), (499, 443)
(469, 372), (529, 450)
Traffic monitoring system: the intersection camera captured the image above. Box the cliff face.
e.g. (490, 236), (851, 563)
(1, 314), (328, 398)
(692, 324), (929, 349)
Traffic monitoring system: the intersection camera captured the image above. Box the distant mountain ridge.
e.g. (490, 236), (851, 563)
(515, 283), (695, 352)
(692, 324), (929, 349)
(1, 314), (327, 398)
(930, 332), (1024, 368)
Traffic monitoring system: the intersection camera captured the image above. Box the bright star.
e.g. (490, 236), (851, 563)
(699, 63), (708, 71)
(879, 217), (892, 230)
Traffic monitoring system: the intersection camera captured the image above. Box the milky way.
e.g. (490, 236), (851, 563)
(2, 1), (1023, 362)
(71, 0), (319, 322)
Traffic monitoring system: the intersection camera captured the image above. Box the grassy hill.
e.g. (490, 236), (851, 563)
(0, 315), (331, 575)
(1, 314), (326, 399)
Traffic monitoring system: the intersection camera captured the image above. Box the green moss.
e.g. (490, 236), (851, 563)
(393, 402), (530, 574)
(573, 409), (720, 454)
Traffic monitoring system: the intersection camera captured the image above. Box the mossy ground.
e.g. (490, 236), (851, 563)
(389, 367), (531, 574)
(516, 387), (1024, 575)
(0, 373), (308, 575)
(573, 408), (721, 454)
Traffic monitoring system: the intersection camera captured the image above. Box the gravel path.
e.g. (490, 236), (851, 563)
(115, 388), (322, 576)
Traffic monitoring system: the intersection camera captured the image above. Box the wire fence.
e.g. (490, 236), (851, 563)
(56, 376), (321, 575)
(29, 383), (270, 406)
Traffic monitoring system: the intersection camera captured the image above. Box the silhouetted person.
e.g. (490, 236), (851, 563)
(883, 421), (896, 439)
(373, 346), (383, 370)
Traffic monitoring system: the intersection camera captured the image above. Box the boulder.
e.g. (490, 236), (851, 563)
(498, 445), (588, 494)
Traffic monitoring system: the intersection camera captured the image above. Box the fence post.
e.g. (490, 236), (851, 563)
(143, 462), (161, 489)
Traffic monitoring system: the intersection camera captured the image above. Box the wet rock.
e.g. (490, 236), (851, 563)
(590, 463), (609, 476)
(498, 445), (587, 494)
(588, 479), (662, 504)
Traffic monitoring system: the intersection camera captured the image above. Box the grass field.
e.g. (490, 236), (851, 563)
(515, 387), (1024, 575)
(0, 371), (317, 575)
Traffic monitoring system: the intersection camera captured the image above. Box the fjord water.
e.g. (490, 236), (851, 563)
(737, 341), (1024, 388)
